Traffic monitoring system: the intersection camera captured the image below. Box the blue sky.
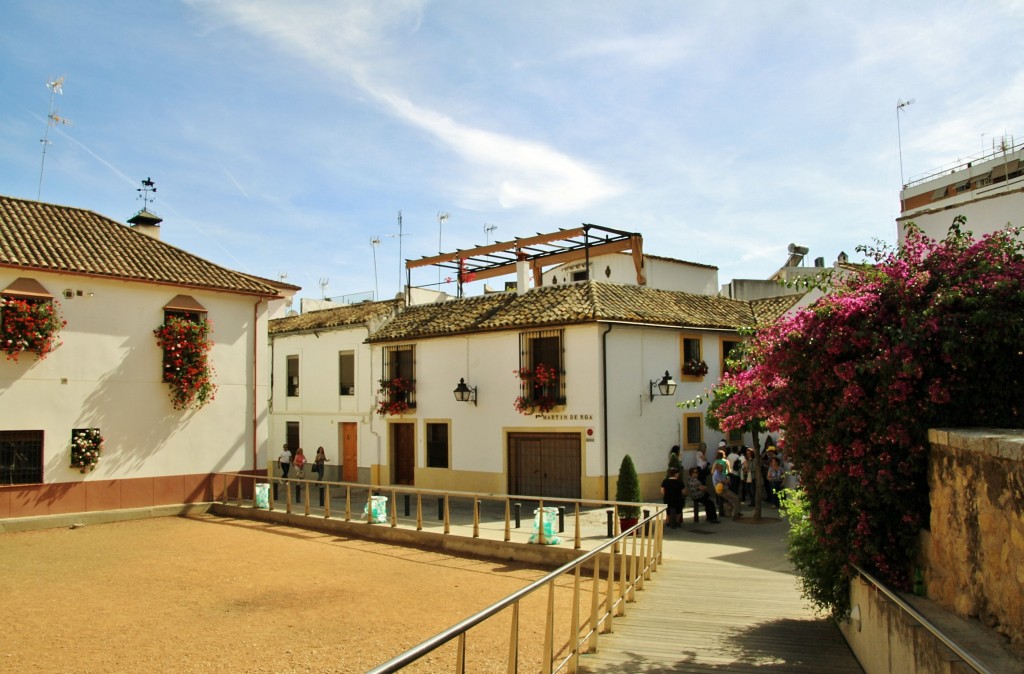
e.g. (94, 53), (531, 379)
(2, 1), (1023, 304)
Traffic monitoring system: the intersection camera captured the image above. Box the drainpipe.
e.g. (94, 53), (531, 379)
(252, 298), (262, 471)
(601, 323), (614, 500)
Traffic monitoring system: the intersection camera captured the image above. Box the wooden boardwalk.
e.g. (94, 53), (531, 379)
(579, 518), (865, 673)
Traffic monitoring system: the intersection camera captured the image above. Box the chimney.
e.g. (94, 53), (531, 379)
(515, 253), (529, 295)
(127, 209), (162, 240)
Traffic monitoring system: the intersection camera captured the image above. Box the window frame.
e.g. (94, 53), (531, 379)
(683, 413), (703, 450)
(382, 344), (416, 409)
(519, 328), (565, 405)
(286, 355), (300, 397)
(0, 429), (44, 485)
(425, 421), (451, 469)
(338, 351), (355, 396)
(720, 336), (744, 376)
(679, 333), (705, 380)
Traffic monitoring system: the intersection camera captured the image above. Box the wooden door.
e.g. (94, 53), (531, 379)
(508, 432), (581, 498)
(391, 423), (415, 486)
(340, 422), (358, 482)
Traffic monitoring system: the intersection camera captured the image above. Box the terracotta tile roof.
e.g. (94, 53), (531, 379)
(368, 293), (514, 341)
(270, 299), (403, 334)
(0, 195), (279, 296)
(749, 294), (805, 324)
(369, 281), (764, 343)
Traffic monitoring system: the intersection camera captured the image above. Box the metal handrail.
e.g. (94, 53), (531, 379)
(904, 137), (1024, 189)
(366, 511), (663, 674)
(852, 564), (996, 674)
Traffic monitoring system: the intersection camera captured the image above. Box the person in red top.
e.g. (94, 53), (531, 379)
(293, 447), (307, 477)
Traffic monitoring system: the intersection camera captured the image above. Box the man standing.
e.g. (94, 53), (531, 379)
(278, 443), (292, 478)
(726, 445), (743, 496)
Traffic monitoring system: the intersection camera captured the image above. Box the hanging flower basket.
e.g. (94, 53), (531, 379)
(682, 359), (709, 377)
(154, 316), (217, 410)
(70, 428), (103, 474)
(513, 364), (560, 415)
(377, 377), (415, 416)
(0, 296), (65, 361)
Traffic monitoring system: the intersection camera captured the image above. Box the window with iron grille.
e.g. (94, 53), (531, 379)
(683, 414), (703, 450)
(381, 345), (416, 409)
(519, 329), (565, 405)
(0, 430), (43, 485)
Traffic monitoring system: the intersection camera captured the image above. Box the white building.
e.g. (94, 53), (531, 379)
(898, 137), (1024, 244)
(268, 299), (402, 482)
(0, 195), (292, 520)
(269, 256), (799, 504)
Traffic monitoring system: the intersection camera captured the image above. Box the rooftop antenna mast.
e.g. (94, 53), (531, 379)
(37, 76), (71, 200)
(484, 223), (497, 244)
(387, 210), (409, 294)
(370, 236), (381, 300)
(896, 97), (915, 187)
(437, 211), (449, 287)
(318, 277), (329, 300)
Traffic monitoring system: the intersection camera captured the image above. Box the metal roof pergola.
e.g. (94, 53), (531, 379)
(406, 224), (645, 297)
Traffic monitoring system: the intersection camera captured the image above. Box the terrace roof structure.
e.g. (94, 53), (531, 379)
(405, 224), (644, 296)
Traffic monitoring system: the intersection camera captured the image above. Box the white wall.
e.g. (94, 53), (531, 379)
(897, 187), (1024, 246)
(0, 270), (268, 482)
(269, 323), (375, 472)
(543, 253), (719, 295)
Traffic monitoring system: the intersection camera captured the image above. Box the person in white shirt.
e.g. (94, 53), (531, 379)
(278, 444), (292, 478)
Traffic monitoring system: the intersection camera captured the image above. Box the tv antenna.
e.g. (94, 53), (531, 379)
(387, 210), (410, 293)
(896, 98), (915, 187)
(484, 223), (497, 244)
(37, 76), (71, 200)
(136, 177), (157, 210)
(437, 211), (450, 286)
(318, 277), (330, 299)
(370, 236), (381, 300)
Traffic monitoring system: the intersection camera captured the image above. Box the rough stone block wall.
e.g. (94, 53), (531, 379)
(926, 428), (1024, 646)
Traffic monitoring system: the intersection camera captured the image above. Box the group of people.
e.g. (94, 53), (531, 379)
(661, 437), (792, 528)
(277, 444), (329, 480)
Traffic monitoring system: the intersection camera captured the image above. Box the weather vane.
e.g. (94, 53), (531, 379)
(136, 177), (157, 210)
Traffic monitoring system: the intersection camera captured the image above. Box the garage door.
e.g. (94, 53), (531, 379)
(508, 432), (581, 499)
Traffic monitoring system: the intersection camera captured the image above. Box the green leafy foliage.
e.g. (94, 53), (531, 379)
(615, 454), (641, 519)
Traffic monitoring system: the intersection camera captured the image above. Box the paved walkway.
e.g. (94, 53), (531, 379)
(579, 514), (864, 673)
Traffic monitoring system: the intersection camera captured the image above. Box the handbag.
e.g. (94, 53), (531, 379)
(714, 482), (724, 495)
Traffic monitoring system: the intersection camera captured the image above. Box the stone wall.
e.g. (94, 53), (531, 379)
(925, 428), (1024, 646)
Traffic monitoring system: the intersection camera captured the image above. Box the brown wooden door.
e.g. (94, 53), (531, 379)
(340, 422), (358, 482)
(391, 423), (415, 485)
(508, 432), (581, 498)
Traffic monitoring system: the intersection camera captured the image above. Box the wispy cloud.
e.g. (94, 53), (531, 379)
(188, 0), (621, 212)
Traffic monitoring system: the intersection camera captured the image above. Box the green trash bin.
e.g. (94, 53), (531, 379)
(529, 506), (561, 545)
(254, 483), (270, 510)
(363, 495), (388, 523)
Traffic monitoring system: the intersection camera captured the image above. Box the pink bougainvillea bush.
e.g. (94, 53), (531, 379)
(715, 217), (1024, 617)
(154, 315), (217, 410)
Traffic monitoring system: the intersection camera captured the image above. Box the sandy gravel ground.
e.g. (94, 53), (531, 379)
(0, 515), (586, 673)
